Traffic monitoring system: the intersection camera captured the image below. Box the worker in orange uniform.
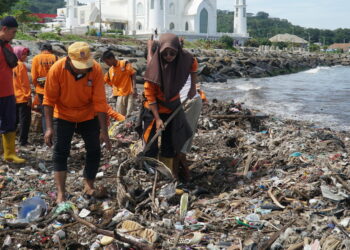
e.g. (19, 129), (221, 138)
(31, 43), (58, 134)
(138, 33), (197, 180)
(13, 46), (31, 146)
(102, 50), (137, 117)
(0, 16), (26, 163)
(43, 42), (111, 204)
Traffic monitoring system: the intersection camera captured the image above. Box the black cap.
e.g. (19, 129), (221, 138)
(0, 16), (18, 28)
(40, 43), (53, 52)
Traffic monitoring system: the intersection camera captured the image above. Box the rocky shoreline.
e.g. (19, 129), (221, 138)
(14, 39), (350, 83)
(1, 101), (350, 249)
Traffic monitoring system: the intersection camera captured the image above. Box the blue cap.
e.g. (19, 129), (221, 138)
(1, 16), (18, 28)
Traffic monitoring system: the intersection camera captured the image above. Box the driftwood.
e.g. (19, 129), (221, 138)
(331, 218), (350, 239)
(333, 174), (350, 193)
(268, 187), (286, 209)
(210, 114), (269, 119)
(260, 219), (296, 250)
(287, 241), (304, 250)
(243, 153), (253, 176)
(71, 213), (154, 250)
(327, 162), (350, 194)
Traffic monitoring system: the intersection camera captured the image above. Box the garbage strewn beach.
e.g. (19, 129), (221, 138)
(1, 100), (350, 249)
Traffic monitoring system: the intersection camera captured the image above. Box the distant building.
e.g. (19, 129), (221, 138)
(328, 43), (350, 52)
(56, 0), (249, 43)
(32, 13), (57, 23)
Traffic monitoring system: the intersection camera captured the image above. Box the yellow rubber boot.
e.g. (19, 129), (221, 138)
(158, 156), (178, 180)
(0, 136), (3, 156)
(2, 132), (26, 163)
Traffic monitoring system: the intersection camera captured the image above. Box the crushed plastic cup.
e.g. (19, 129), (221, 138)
(112, 209), (134, 223)
(245, 213), (260, 222)
(18, 196), (47, 222)
(52, 230), (66, 243)
(158, 183), (176, 199)
(90, 241), (100, 250)
(38, 162), (47, 172)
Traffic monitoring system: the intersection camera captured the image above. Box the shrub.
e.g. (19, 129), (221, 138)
(309, 43), (320, 52)
(245, 38), (260, 47)
(15, 31), (36, 41)
(219, 35), (234, 48)
(37, 32), (62, 41)
(86, 28), (97, 36)
(106, 29), (123, 35)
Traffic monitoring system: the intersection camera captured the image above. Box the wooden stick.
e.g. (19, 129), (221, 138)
(268, 187), (286, 209)
(172, 231), (182, 248)
(210, 114), (269, 119)
(287, 241), (304, 250)
(151, 170), (158, 212)
(333, 174), (350, 193)
(327, 161), (350, 193)
(331, 218), (350, 239)
(243, 153), (253, 176)
(71, 213), (154, 250)
(260, 219), (296, 250)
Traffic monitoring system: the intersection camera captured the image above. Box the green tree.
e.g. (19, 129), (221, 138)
(0, 0), (20, 15)
(217, 10), (350, 46)
(256, 11), (269, 19)
(217, 10), (233, 33)
(27, 0), (65, 14)
(10, 0), (42, 31)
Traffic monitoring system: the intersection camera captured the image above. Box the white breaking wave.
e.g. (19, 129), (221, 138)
(236, 83), (262, 91)
(304, 66), (331, 74)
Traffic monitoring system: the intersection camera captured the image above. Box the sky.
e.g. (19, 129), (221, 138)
(79, 0), (349, 30)
(218, 0), (349, 30)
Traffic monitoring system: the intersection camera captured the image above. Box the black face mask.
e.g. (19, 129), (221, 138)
(0, 40), (18, 68)
(65, 57), (92, 81)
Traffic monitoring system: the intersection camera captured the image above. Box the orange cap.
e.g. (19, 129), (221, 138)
(68, 42), (94, 69)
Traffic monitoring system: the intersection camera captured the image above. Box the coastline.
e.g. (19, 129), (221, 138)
(13, 39), (350, 83)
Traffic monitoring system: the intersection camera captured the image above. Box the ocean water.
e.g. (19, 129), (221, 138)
(202, 66), (350, 131)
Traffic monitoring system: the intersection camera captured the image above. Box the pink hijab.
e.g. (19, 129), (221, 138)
(13, 46), (30, 60)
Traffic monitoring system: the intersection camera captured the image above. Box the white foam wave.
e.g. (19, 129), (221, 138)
(236, 83), (262, 91)
(241, 98), (349, 131)
(304, 66), (331, 74)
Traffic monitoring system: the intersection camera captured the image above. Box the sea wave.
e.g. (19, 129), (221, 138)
(236, 83), (262, 91)
(304, 66), (331, 74)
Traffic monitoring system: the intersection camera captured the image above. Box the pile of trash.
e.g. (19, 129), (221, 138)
(1, 100), (350, 249)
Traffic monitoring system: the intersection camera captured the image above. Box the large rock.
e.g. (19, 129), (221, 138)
(107, 44), (135, 55)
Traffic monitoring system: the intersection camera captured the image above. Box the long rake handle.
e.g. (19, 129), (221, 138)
(142, 99), (188, 154)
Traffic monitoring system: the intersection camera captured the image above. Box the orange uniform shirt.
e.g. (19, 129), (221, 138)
(0, 44), (14, 97)
(144, 58), (198, 114)
(43, 57), (107, 123)
(13, 61), (31, 104)
(31, 52), (58, 95)
(106, 104), (125, 121)
(104, 60), (136, 97)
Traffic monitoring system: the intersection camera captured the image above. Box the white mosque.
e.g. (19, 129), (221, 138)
(57, 0), (248, 42)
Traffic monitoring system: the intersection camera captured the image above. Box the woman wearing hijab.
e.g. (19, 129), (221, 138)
(12, 46), (31, 146)
(140, 33), (198, 180)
